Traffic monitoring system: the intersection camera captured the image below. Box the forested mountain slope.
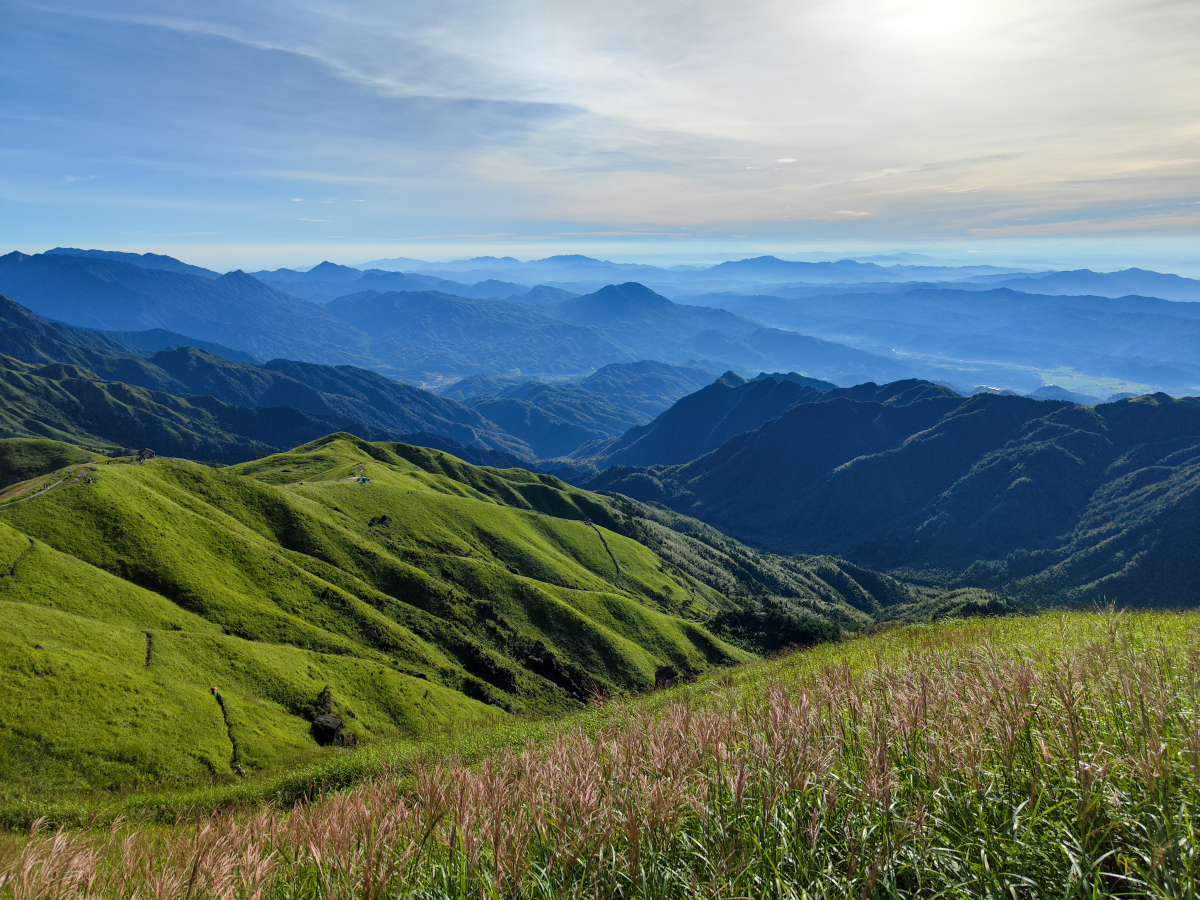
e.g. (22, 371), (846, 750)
(588, 373), (953, 468)
(0, 293), (533, 464)
(587, 387), (1200, 604)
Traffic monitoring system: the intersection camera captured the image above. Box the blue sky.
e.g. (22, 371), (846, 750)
(2, 0), (1197, 272)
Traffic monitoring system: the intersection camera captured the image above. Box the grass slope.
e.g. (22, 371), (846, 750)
(5, 610), (1197, 897)
(0, 438), (102, 488)
(0, 435), (749, 800)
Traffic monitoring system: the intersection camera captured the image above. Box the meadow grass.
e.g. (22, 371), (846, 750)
(0, 437), (747, 807)
(3, 608), (1197, 898)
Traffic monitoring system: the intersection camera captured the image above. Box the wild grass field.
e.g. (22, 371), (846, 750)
(3, 609), (1196, 898)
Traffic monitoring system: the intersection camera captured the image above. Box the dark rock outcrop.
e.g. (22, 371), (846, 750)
(311, 713), (344, 745)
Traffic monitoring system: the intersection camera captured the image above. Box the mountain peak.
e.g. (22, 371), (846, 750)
(308, 260), (360, 276)
(44, 247), (219, 279)
(214, 269), (283, 294)
(716, 370), (747, 387)
(551, 282), (676, 325)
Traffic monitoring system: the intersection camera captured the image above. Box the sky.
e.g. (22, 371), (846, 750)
(2, 0), (1198, 272)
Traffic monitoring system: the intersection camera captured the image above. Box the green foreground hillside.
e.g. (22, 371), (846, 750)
(0, 433), (965, 807)
(4, 611), (1197, 898)
(0, 435), (734, 797)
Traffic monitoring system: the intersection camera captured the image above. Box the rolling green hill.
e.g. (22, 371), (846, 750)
(0, 437), (102, 487)
(0, 435), (729, 796)
(0, 433), (972, 801)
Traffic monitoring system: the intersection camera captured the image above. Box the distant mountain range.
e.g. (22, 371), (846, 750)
(0, 252), (370, 365)
(250, 261), (545, 304)
(358, 253), (1200, 302)
(703, 287), (1200, 395)
(2, 252), (909, 384)
(44, 247), (1200, 304)
(46, 247), (221, 279)
(980, 268), (1200, 302)
(9, 249), (1199, 399)
(0, 292), (532, 463)
(357, 253), (1027, 295)
(0, 289), (731, 466)
(585, 378), (1200, 605)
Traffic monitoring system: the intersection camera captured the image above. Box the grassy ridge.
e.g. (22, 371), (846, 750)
(4, 610), (1196, 897)
(0, 431), (1005, 824)
(0, 438), (103, 489)
(0, 434), (749, 803)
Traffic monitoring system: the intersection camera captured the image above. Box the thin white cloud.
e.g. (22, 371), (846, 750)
(6, 0), (1198, 247)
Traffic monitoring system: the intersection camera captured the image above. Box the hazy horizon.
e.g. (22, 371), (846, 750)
(3, 1), (1197, 275)
(9, 239), (1200, 279)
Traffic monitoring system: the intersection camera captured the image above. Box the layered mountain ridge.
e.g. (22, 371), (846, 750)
(0, 292), (532, 463)
(585, 378), (1200, 605)
(0, 252), (922, 385)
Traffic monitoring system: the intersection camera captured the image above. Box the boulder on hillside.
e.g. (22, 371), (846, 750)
(311, 713), (344, 745)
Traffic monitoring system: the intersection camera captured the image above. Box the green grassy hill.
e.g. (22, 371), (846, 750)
(6, 611), (1196, 897)
(0, 434), (748, 797)
(0, 438), (103, 488)
(0, 431), (999, 809)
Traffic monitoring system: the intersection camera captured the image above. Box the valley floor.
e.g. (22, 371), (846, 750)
(4, 609), (1198, 898)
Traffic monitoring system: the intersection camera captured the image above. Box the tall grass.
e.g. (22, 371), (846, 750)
(4, 610), (1198, 898)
